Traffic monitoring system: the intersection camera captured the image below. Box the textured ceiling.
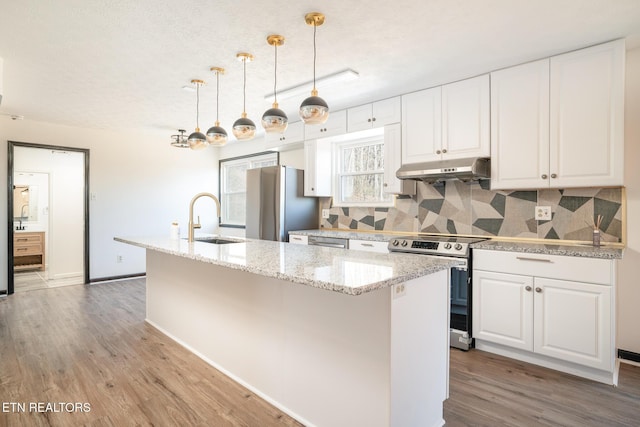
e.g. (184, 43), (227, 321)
(1, 0), (640, 141)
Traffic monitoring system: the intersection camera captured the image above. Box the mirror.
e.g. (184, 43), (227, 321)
(13, 185), (39, 222)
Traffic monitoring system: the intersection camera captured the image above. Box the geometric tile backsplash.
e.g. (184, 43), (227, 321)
(320, 180), (623, 243)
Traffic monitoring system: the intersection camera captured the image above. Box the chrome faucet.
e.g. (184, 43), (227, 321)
(188, 192), (221, 242)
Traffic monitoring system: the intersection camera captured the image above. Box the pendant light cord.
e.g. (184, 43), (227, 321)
(243, 58), (247, 114)
(216, 72), (220, 122)
(312, 23), (317, 91)
(196, 83), (200, 130)
(273, 43), (278, 104)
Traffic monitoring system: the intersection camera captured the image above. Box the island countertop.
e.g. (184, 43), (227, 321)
(115, 236), (459, 296)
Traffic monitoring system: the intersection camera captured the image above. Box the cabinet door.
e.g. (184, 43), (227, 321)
(372, 97), (401, 128)
(441, 74), (490, 160)
(383, 123), (403, 194)
(347, 104), (373, 133)
(550, 39), (624, 187)
(304, 140), (332, 197)
(265, 121), (305, 150)
(304, 109), (347, 140)
(473, 270), (534, 351)
(349, 239), (389, 253)
(490, 60), (550, 190)
(401, 87), (442, 164)
(533, 277), (612, 371)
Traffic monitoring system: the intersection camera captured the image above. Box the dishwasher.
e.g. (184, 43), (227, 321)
(307, 235), (349, 249)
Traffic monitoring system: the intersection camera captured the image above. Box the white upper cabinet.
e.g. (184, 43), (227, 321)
(441, 74), (490, 160)
(383, 123), (404, 194)
(401, 86), (442, 164)
(265, 121), (305, 150)
(490, 59), (551, 189)
(304, 109), (347, 140)
(303, 139), (332, 197)
(549, 39), (624, 188)
(401, 75), (489, 164)
(348, 97), (401, 133)
(491, 39), (625, 190)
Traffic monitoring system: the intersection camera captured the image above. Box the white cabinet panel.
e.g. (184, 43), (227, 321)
(348, 97), (401, 133)
(304, 139), (332, 197)
(401, 87), (442, 164)
(441, 74), (490, 159)
(304, 109), (347, 140)
(383, 123), (404, 194)
(265, 121), (305, 150)
(288, 234), (308, 245)
(534, 278), (612, 371)
(550, 39), (624, 187)
(473, 270), (534, 351)
(490, 59), (550, 190)
(349, 239), (389, 253)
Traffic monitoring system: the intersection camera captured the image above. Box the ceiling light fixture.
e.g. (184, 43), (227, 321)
(299, 12), (329, 125)
(262, 35), (288, 134)
(264, 69), (359, 102)
(187, 79), (208, 150)
(232, 52), (256, 141)
(170, 129), (189, 148)
(206, 67), (228, 146)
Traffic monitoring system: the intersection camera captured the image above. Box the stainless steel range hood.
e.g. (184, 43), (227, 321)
(396, 157), (490, 183)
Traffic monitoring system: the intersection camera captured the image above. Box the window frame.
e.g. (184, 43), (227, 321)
(218, 151), (279, 228)
(331, 130), (393, 208)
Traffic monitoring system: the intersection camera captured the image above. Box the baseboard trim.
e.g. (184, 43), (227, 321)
(618, 349), (640, 364)
(90, 273), (146, 284)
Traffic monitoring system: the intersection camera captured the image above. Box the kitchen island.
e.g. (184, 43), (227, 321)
(115, 236), (458, 427)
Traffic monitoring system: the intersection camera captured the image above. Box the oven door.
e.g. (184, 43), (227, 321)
(450, 263), (472, 351)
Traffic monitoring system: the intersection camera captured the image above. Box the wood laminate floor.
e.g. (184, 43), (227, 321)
(0, 278), (638, 426)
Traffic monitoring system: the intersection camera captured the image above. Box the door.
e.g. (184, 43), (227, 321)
(8, 142), (89, 294)
(533, 277), (613, 371)
(401, 86), (442, 164)
(473, 270), (533, 351)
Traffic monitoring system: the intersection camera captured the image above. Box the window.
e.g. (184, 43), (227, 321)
(219, 152), (278, 226)
(332, 130), (393, 207)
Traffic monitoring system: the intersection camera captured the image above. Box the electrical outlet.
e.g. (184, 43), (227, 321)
(535, 206), (552, 221)
(393, 284), (406, 299)
(116, 255), (123, 263)
(322, 209), (330, 219)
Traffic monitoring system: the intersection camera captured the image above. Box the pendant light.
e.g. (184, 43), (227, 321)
(232, 52), (256, 141)
(206, 67), (228, 146)
(188, 79), (208, 150)
(170, 129), (189, 148)
(299, 12), (329, 125)
(262, 35), (288, 133)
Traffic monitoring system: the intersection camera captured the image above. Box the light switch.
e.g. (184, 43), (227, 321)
(322, 209), (330, 219)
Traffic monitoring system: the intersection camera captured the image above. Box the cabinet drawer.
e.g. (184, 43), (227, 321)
(349, 239), (389, 253)
(14, 243), (43, 256)
(14, 234), (43, 244)
(473, 249), (613, 285)
(288, 235), (308, 245)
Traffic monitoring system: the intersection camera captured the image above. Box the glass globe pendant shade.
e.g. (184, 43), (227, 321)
(206, 121), (228, 146)
(262, 102), (288, 133)
(299, 90), (329, 124)
(188, 128), (208, 150)
(232, 113), (256, 141)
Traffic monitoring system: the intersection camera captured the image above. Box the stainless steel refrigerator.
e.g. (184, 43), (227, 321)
(245, 165), (319, 242)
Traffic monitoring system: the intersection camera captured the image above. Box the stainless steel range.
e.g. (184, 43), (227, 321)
(388, 235), (486, 351)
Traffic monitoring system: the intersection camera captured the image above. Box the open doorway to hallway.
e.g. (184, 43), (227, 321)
(8, 142), (89, 294)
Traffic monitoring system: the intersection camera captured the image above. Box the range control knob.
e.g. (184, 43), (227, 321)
(444, 243), (452, 249)
(454, 243), (463, 251)
(392, 239), (400, 246)
(401, 240), (408, 247)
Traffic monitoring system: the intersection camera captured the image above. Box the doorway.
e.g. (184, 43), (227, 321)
(7, 142), (89, 294)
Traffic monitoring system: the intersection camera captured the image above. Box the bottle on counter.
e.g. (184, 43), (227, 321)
(170, 221), (180, 240)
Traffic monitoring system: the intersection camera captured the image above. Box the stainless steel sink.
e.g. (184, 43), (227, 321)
(187, 237), (244, 245)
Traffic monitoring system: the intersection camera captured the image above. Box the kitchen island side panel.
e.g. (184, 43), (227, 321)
(145, 249), (447, 427)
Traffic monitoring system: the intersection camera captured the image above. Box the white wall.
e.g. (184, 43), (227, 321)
(0, 120), (219, 289)
(618, 46), (640, 354)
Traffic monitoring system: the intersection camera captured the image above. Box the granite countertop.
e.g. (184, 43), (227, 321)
(471, 240), (623, 260)
(289, 229), (404, 242)
(114, 236), (459, 296)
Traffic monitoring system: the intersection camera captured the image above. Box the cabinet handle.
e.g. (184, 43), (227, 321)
(311, 187), (315, 191)
(525, 286), (532, 292)
(436, 150), (442, 154)
(535, 287), (542, 293)
(360, 243), (374, 247)
(541, 174), (548, 179)
(383, 183), (388, 187)
(372, 117), (376, 122)
(516, 256), (552, 263)
(17, 248), (28, 251)
(367, 118), (372, 122)
(550, 173), (557, 179)
(291, 237), (302, 241)
(442, 148), (447, 153)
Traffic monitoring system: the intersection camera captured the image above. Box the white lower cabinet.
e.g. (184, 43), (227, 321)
(349, 239), (389, 253)
(473, 249), (616, 383)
